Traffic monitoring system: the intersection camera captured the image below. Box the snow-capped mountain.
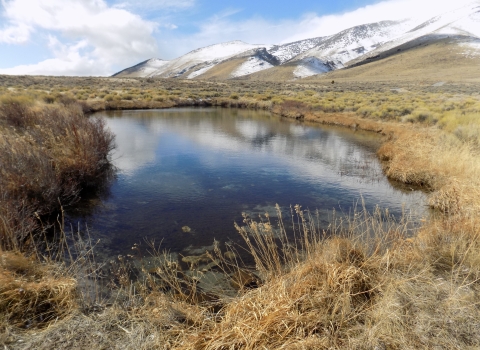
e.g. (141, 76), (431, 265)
(229, 48), (280, 78)
(288, 21), (411, 78)
(112, 58), (169, 77)
(356, 2), (480, 62)
(268, 37), (327, 64)
(117, 41), (265, 79)
(113, 2), (480, 80)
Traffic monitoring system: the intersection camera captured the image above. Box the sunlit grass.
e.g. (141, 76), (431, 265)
(1, 76), (480, 348)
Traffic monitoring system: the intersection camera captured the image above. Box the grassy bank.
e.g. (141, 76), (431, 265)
(0, 94), (114, 333)
(1, 76), (480, 349)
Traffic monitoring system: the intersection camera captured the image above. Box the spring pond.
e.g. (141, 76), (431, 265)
(68, 107), (426, 261)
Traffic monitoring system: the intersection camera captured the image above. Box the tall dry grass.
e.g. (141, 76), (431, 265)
(0, 249), (77, 329)
(0, 96), (114, 250)
(9, 204), (479, 349)
(167, 203), (478, 349)
(0, 96), (115, 339)
(378, 129), (480, 215)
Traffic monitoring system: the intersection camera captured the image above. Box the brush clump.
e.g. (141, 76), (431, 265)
(0, 96), (114, 250)
(0, 250), (77, 329)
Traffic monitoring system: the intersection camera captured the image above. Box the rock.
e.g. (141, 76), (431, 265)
(224, 251), (236, 260)
(201, 260), (220, 272)
(230, 269), (260, 290)
(182, 226), (192, 233)
(182, 253), (210, 267)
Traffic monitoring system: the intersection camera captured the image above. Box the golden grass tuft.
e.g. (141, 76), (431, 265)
(175, 206), (480, 349)
(0, 250), (77, 329)
(378, 129), (480, 214)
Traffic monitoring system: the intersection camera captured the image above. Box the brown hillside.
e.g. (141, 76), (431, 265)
(305, 36), (480, 83)
(233, 64), (298, 81)
(193, 58), (249, 80)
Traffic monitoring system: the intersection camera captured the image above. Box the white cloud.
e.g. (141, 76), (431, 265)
(0, 0), (159, 75)
(159, 23), (178, 30)
(0, 23), (31, 44)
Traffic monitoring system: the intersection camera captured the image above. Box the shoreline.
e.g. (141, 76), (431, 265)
(1, 78), (479, 349)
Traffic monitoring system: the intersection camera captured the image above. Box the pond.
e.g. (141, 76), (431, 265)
(67, 107), (426, 260)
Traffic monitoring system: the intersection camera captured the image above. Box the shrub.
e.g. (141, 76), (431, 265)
(104, 94), (115, 102)
(121, 94), (134, 101)
(0, 96), (34, 128)
(0, 251), (77, 328)
(43, 95), (56, 104)
(0, 100), (115, 249)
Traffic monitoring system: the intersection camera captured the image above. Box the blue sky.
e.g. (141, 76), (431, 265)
(0, 0), (470, 76)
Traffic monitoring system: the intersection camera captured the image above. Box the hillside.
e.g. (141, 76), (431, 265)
(112, 58), (169, 78)
(113, 1), (480, 81)
(306, 35), (480, 83)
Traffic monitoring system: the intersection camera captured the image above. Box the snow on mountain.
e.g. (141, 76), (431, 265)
(151, 40), (265, 78)
(112, 58), (169, 77)
(228, 47), (279, 78)
(113, 1), (480, 80)
(268, 37), (326, 64)
(363, 2), (480, 59)
(287, 20), (412, 78)
(231, 56), (274, 78)
(293, 58), (336, 79)
(451, 4), (480, 37)
(187, 64), (217, 79)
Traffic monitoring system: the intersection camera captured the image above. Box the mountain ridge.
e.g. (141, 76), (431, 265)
(113, 2), (480, 81)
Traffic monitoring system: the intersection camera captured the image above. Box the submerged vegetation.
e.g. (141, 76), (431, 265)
(1, 75), (480, 349)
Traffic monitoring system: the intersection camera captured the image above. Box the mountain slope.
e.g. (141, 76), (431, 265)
(112, 58), (169, 78)
(304, 35), (480, 83)
(279, 20), (411, 79)
(268, 37), (326, 64)
(347, 2), (480, 67)
(113, 1), (480, 81)
(192, 48), (280, 80)
(132, 41), (266, 79)
(113, 37), (327, 79)
(237, 20), (410, 81)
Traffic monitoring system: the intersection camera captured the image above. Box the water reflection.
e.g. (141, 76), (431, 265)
(70, 108), (426, 257)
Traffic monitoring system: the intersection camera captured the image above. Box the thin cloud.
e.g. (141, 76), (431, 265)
(0, 23), (30, 44)
(113, 0), (196, 13)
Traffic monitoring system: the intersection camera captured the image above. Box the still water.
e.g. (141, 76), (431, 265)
(68, 108), (426, 258)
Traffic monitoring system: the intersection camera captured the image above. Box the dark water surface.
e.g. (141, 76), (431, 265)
(68, 108), (426, 258)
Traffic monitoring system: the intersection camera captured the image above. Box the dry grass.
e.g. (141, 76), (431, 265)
(8, 206), (479, 349)
(172, 205), (480, 349)
(378, 129), (480, 214)
(1, 76), (480, 349)
(0, 250), (77, 330)
(0, 96), (114, 250)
